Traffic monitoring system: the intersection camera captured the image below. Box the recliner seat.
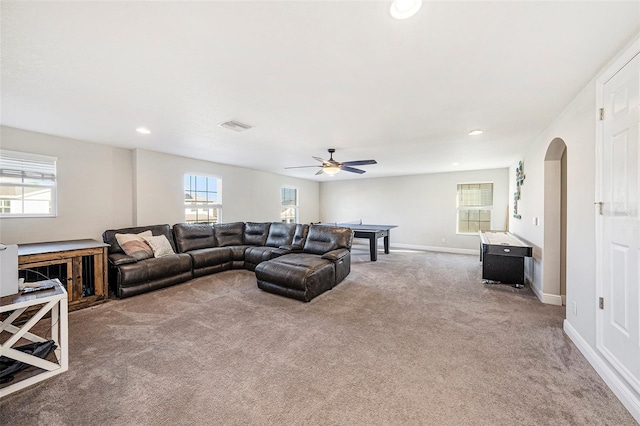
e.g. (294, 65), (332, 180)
(254, 225), (353, 302)
(103, 224), (193, 298)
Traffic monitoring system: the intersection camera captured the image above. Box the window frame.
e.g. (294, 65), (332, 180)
(456, 182), (494, 235)
(0, 149), (58, 218)
(280, 185), (298, 224)
(184, 173), (222, 224)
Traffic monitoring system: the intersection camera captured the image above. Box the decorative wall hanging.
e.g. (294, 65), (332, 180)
(513, 161), (525, 219)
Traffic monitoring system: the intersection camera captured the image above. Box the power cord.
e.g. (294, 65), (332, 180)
(19, 268), (61, 340)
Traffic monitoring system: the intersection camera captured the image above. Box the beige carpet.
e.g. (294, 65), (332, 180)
(1, 247), (636, 425)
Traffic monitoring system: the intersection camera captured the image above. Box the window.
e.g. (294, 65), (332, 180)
(457, 183), (493, 234)
(184, 174), (222, 224)
(281, 186), (298, 223)
(0, 150), (57, 217)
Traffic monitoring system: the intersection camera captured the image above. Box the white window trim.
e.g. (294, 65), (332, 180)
(0, 149), (58, 218)
(456, 181), (493, 235)
(281, 185), (299, 223)
(184, 173), (222, 224)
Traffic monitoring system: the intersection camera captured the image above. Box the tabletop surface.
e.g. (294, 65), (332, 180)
(479, 230), (531, 248)
(319, 223), (398, 231)
(0, 279), (66, 310)
(18, 239), (108, 256)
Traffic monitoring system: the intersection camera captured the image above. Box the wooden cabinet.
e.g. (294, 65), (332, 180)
(18, 239), (109, 310)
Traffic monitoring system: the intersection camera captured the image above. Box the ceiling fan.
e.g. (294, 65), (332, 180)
(285, 149), (377, 176)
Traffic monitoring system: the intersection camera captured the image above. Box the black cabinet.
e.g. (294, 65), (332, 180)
(479, 231), (532, 286)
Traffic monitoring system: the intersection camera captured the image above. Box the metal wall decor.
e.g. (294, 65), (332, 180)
(513, 161), (525, 219)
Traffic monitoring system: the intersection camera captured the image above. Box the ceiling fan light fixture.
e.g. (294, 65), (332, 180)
(390, 0), (422, 19)
(323, 166), (341, 176)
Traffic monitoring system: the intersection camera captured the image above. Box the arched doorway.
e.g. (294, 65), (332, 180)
(543, 138), (567, 305)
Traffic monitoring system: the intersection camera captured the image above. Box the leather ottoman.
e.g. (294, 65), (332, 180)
(255, 254), (335, 302)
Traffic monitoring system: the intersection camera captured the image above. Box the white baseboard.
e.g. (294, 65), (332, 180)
(564, 320), (640, 423)
(390, 243), (479, 256)
(529, 278), (563, 306)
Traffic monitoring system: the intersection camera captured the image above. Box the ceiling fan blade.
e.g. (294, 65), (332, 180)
(341, 159), (377, 167)
(284, 165), (322, 169)
(341, 166), (366, 174)
(315, 169), (325, 175)
(312, 156), (329, 164)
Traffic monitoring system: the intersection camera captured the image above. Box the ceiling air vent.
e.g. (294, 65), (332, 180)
(218, 120), (252, 132)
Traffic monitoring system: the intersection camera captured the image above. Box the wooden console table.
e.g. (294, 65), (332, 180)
(0, 279), (68, 398)
(18, 239), (109, 310)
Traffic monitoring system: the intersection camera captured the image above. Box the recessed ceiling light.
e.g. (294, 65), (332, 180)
(390, 0), (422, 19)
(389, 0), (422, 19)
(468, 129), (484, 136)
(136, 127), (151, 134)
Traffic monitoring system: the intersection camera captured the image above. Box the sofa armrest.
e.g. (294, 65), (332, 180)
(322, 248), (350, 262)
(109, 253), (137, 266)
(279, 244), (303, 252)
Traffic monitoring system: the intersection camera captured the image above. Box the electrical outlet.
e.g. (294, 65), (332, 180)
(441, 237), (446, 243)
(572, 301), (577, 316)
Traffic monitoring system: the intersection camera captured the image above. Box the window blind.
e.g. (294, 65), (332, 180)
(0, 150), (57, 184)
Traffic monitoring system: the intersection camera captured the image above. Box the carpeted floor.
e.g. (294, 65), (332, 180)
(1, 247), (636, 425)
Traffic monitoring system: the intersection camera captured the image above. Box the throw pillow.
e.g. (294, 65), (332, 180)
(142, 235), (175, 258)
(115, 231), (153, 261)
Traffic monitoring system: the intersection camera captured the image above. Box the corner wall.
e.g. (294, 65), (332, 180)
(0, 126), (133, 244)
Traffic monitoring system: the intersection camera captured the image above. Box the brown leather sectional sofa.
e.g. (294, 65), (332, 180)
(103, 222), (353, 302)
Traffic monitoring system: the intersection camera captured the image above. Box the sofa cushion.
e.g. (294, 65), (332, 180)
(173, 223), (216, 253)
(229, 245), (252, 261)
(270, 253), (334, 270)
(265, 222), (296, 248)
(302, 225), (353, 255)
(292, 224), (309, 248)
(244, 222), (271, 246)
(108, 253), (137, 266)
(214, 222), (245, 247)
(255, 254), (335, 290)
(255, 252), (337, 303)
(117, 253), (192, 287)
(188, 247), (232, 270)
(245, 246), (285, 266)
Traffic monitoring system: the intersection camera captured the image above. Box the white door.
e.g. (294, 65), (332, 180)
(597, 52), (640, 393)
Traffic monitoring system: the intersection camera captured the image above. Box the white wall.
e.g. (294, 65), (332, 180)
(0, 128), (320, 245)
(133, 148), (319, 226)
(509, 36), (640, 421)
(319, 168), (509, 252)
(510, 72), (599, 325)
(0, 126), (133, 244)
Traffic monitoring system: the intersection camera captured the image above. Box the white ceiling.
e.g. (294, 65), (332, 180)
(1, 1), (639, 181)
